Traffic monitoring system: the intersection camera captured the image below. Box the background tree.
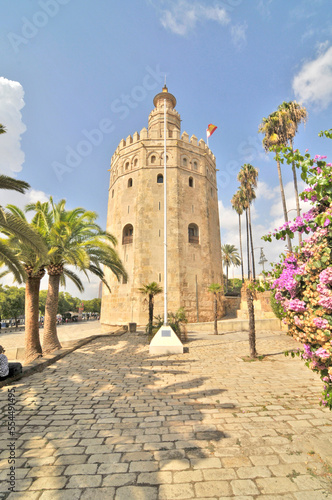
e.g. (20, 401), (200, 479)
(0, 286), (25, 326)
(277, 101), (307, 245)
(237, 164), (258, 280)
(259, 110), (294, 251)
(221, 244), (241, 293)
(208, 283), (223, 335)
(231, 190), (245, 282)
(82, 298), (101, 313)
(139, 282), (163, 335)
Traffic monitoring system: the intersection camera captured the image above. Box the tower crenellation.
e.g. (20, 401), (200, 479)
(101, 87), (223, 326)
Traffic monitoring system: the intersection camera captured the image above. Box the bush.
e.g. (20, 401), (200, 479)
(270, 289), (286, 320)
(149, 308), (188, 342)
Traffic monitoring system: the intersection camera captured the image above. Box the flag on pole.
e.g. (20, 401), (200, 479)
(207, 124), (217, 137)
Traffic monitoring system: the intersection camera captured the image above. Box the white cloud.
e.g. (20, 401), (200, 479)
(255, 180), (277, 201)
(0, 77), (26, 175)
(159, 1), (230, 36)
(1, 188), (49, 213)
(293, 45), (332, 109)
(230, 22), (247, 50)
(257, 0), (273, 18)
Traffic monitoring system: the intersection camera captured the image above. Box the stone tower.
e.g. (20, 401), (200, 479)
(101, 86), (223, 326)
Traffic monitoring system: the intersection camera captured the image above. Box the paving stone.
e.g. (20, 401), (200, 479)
(293, 490), (332, 500)
(129, 461), (159, 472)
(122, 451), (153, 462)
(137, 471), (172, 484)
(159, 483), (195, 499)
(236, 466), (272, 478)
(195, 480), (232, 497)
(87, 453), (121, 464)
(173, 470), (203, 482)
(102, 472), (136, 487)
(256, 476), (300, 493)
(81, 488), (115, 500)
(6, 492), (41, 500)
(159, 459), (190, 470)
(292, 474), (328, 490)
(221, 456), (252, 467)
(54, 455), (87, 465)
(27, 466), (65, 477)
(39, 490), (82, 500)
(30, 476), (67, 490)
(231, 479), (260, 496)
(249, 454), (280, 466)
(202, 468), (237, 480)
(115, 486), (157, 500)
(64, 464), (97, 475)
(191, 457), (222, 469)
(65, 474), (102, 488)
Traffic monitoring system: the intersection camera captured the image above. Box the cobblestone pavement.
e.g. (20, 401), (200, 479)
(0, 321), (102, 352)
(1, 329), (332, 499)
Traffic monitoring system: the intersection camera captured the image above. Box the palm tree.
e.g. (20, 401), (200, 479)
(277, 101), (307, 245)
(26, 198), (127, 354)
(237, 164), (258, 280)
(259, 111), (292, 251)
(208, 283), (223, 335)
(221, 244), (241, 293)
(5, 206), (47, 362)
(139, 282), (163, 335)
(0, 124), (6, 135)
(231, 191), (245, 283)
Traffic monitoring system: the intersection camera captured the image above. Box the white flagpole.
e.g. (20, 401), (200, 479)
(206, 129), (209, 148)
(164, 98), (168, 325)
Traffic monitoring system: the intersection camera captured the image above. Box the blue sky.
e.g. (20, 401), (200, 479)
(0, 0), (332, 297)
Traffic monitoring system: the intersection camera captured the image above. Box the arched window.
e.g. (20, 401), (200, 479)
(122, 224), (133, 244)
(193, 161), (198, 171)
(134, 158), (138, 167)
(189, 177), (194, 187)
(157, 174), (163, 184)
(183, 157), (187, 166)
(188, 223), (199, 244)
(151, 155), (156, 164)
(128, 178), (133, 188)
(125, 161), (130, 170)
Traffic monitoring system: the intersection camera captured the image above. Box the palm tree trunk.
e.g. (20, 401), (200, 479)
(43, 273), (62, 353)
(148, 295), (154, 334)
(238, 214), (244, 283)
(25, 276), (43, 363)
(290, 139), (302, 246)
(214, 294), (218, 335)
(245, 209), (251, 279)
(248, 204), (256, 281)
(246, 285), (257, 358)
(276, 159), (292, 252)
(225, 263), (229, 293)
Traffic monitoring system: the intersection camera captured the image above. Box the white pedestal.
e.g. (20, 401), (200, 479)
(149, 325), (183, 355)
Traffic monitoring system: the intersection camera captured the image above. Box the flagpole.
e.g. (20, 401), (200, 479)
(164, 98), (168, 325)
(206, 130), (209, 148)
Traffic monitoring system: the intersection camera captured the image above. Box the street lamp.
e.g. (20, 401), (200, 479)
(254, 246), (268, 272)
(258, 247), (268, 271)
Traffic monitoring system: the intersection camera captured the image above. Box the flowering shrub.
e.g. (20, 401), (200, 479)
(262, 131), (332, 410)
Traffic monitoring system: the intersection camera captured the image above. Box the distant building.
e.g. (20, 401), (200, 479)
(101, 86), (223, 326)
